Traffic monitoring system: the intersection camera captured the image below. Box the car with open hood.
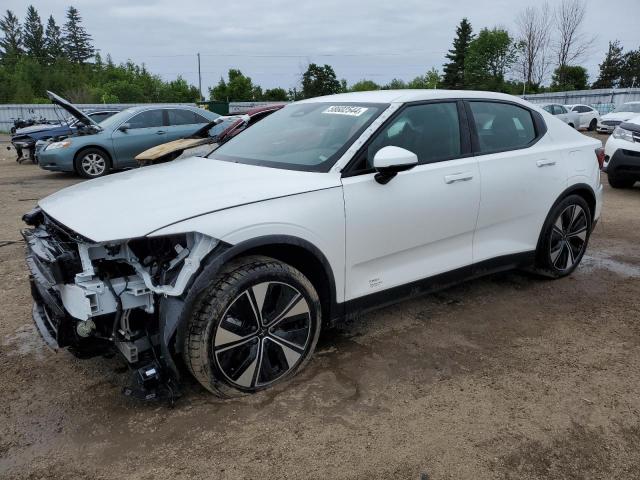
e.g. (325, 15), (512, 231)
(22, 90), (603, 401)
(36, 91), (218, 178)
(597, 102), (640, 133)
(134, 104), (285, 165)
(10, 108), (120, 162)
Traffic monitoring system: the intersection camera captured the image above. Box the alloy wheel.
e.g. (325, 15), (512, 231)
(81, 153), (106, 177)
(549, 204), (588, 271)
(213, 281), (313, 390)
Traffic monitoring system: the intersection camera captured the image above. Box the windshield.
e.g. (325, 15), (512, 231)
(614, 103), (640, 113)
(98, 108), (138, 130)
(209, 102), (387, 172)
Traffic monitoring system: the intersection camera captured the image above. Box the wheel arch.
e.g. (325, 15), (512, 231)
(73, 144), (112, 164)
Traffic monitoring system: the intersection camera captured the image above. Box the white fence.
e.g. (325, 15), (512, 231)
(523, 88), (640, 115)
(0, 102), (195, 131)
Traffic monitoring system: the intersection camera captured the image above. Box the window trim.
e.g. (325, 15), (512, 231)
(464, 99), (547, 157)
(341, 99), (473, 177)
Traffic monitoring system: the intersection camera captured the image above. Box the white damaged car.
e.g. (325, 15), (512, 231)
(23, 90), (603, 400)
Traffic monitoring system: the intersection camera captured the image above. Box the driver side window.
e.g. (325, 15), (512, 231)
(353, 102), (461, 171)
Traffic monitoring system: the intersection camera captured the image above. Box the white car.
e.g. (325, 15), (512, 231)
(22, 90), (603, 399)
(541, 103), (580, 128)
(565, 104), (600, 131)
(598, 102), (640, 133)
(603, 114), (640, 188)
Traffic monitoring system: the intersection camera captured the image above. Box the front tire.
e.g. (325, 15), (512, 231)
(183, 256), (321, 397)
(535, 195), (591, 278)
(75, 148), (111, 178)
(588, 118), (597, 131)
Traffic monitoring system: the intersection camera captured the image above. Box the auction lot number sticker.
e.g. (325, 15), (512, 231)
(322, 106), (369, 116)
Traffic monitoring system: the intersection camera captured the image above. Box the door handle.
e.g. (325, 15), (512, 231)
(536, 159), (556, 167)
(444, 172), (474, 184)
(156, 130), (166, 135)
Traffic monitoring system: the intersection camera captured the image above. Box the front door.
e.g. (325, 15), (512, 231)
(341, 101), (480, 301)
(111, 109), (167, 167)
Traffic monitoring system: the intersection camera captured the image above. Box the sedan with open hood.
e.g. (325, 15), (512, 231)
(36, 91), (218, 178)
(22, 90), (603, 401)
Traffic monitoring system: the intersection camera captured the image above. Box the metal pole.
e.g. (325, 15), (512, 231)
(197, 52), (203, 101)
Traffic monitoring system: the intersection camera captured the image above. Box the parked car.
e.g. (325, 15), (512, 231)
(603, 114), (640, 188)
(10, 115), (56, 134)
(36, 91), (218, 178)
(541, 103), (580, 128)
(11, 109), (120, 163)
(22, 90), (602, 400)
(597, 102), (640, 133)
(565, 104), (600, 131)
(135, 104), (284, 165)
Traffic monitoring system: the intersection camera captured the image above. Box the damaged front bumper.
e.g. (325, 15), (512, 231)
(22, 208), (219, 400)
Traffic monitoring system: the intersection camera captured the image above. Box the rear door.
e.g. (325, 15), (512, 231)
(166, 109), (211, 141)
(342, 101), (480, 301)
(467, 100), (567, 264)
(111, 109), (167, 167)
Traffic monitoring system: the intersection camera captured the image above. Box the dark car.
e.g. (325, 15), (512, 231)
(10, 109), (121, 162)
(135, 104), (285, 165)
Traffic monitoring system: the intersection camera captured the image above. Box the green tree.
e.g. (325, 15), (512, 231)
(44, 15), (64, 62)
(592, 40), (625, 88)
(23, 6), (45, 61)
(209, 69), (259, 101)
(465, 28), (518, 91)
(350, 79), (380, 92)
(550, 65), (588, 91)
(442, 18), (473, 89)
(262, 87), (288, 101)
(0, 10), (23, 64)
(620, 48), (640, 88)
(382, 78), (407, 89)
(63, 6), (94, 63)
(301, 63), (341, 98)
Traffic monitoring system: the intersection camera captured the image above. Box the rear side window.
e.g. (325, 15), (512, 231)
(168, 109), (208, 125)
(553, 105), (567, 115)
(469, 101), (536, 153)
(128, 109), (165, 129)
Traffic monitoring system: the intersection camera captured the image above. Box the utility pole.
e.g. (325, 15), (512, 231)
(197, 52), (203, 101)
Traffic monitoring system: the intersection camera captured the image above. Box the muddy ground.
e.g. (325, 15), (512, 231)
(0, 132), (639, 480)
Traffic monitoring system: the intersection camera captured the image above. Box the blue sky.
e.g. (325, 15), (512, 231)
(5, 0), (639, 91)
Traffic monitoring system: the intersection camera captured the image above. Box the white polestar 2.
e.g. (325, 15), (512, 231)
(23, 90), (603, 399)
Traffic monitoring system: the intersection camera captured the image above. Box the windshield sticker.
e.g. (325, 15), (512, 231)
(322, 106), (369, 117)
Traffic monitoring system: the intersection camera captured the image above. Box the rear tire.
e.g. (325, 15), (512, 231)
(607, 172), (636, 189)
(535, 195), (591, 278)
(183, 255), (322, 397)
(568, 123), (575, 129)
(74, 148), (111, 179)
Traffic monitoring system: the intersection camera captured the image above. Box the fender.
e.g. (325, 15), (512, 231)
(159, 234), (341, 360)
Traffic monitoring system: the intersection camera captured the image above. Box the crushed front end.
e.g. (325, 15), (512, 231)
(22, 207), (217, 402)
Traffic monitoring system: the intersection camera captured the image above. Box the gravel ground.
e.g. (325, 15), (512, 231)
(1, 132), (639, 480)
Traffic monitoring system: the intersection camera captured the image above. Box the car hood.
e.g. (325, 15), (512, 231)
(47, 90), (100, 128)
(601, 111), (638, 122)
(15, 123), (63, 136)
(38, 156), (341, 242)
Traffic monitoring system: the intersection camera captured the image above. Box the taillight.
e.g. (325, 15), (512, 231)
(595, 147), (605, 170)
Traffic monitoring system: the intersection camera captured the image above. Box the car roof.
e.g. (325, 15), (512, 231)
(296, 89), (533, 106)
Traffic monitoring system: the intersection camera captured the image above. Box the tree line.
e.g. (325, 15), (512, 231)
(0, 5), (200, 103)
(1, 1), (639, 105)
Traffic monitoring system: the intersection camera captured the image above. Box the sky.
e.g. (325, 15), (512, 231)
(5, 0), (640, 93)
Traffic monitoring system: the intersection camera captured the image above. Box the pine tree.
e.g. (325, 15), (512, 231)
(0, 10), (23, 64)
(620, 48), (640, 88)
(592, 40), (624, 88)
(63, 6), (94, 63)
(44, 15), (64, 61)
(23, 5), (45, 61)
(442, 18), (473, 89)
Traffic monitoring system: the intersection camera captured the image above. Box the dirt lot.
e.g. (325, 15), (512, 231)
(1, 132), (639, 480)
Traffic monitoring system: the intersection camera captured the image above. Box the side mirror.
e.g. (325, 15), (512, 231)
(373, 146), (418, 184)
(118, 123), (130, 132)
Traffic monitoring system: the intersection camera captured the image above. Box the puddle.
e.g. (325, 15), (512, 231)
(581, 251), (640, 278)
